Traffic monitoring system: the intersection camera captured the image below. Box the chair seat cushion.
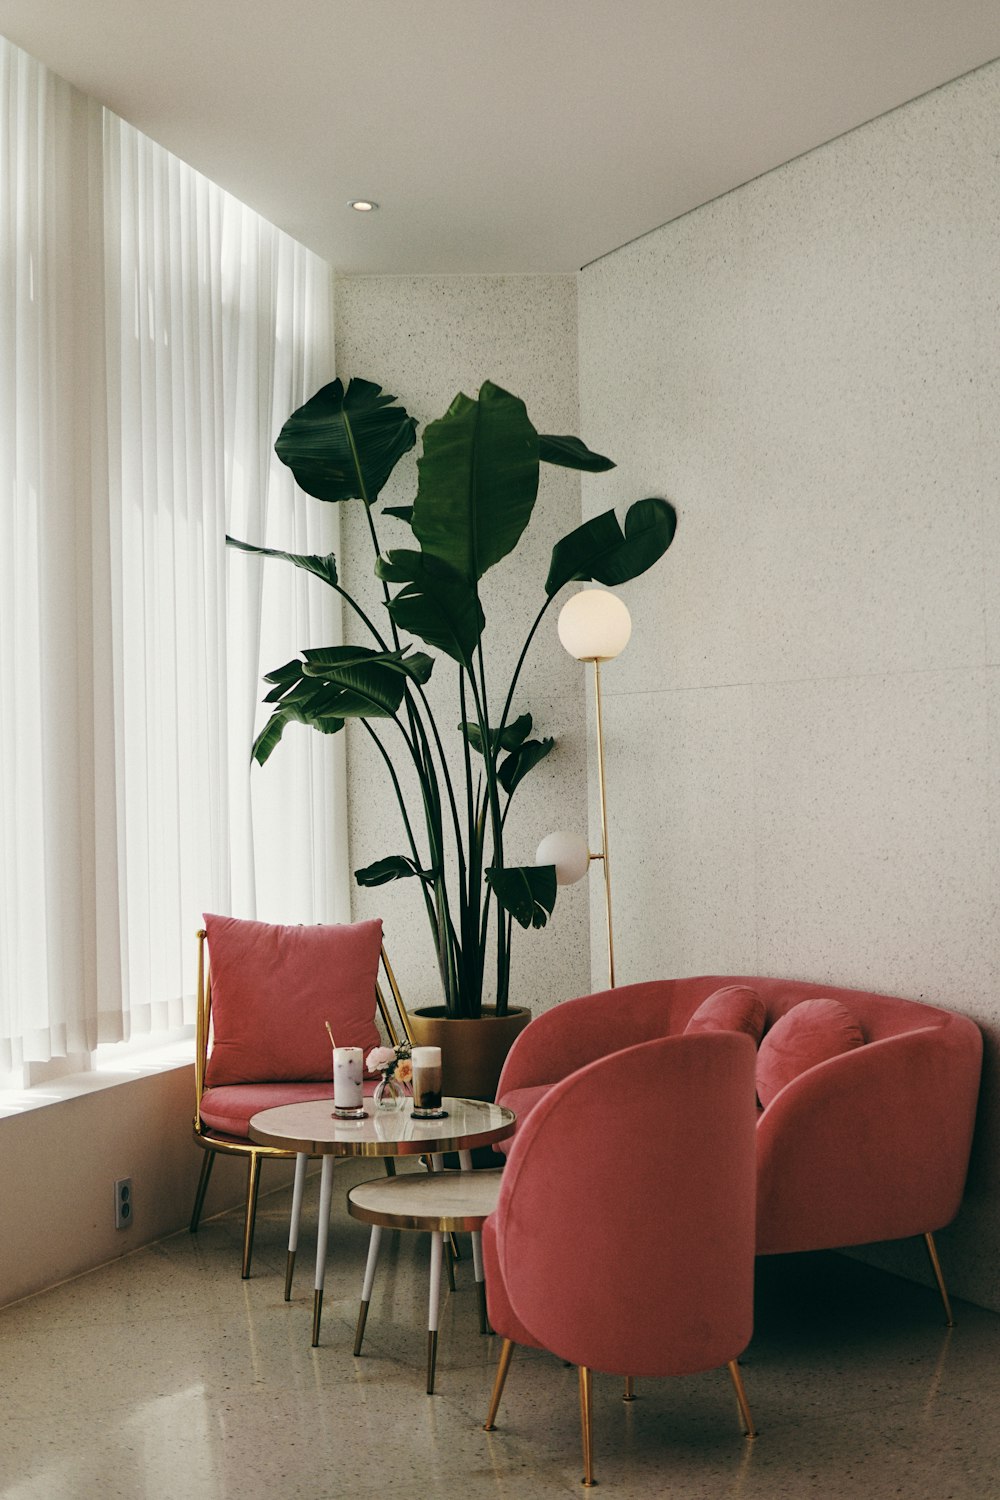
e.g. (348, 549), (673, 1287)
(684, 985), (765, 1042)
(756, 997), (865, 1109)
(203, 914), (383, 1086)
(200, 1079), (378, 1138)
(493, 1084), (552, 1155)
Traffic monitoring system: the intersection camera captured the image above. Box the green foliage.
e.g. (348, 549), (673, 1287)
(412, 382), (539, 581)
(275, 377), (417, 504)
(486, 864), (558, 929)
(377, 550), (485, 667)
(546, 497), (678, 597)
(538, 433), (615, 472)
(355, 855), (437, 886)
(226, 535), (339, 588)
(234, 376), (676, 1017)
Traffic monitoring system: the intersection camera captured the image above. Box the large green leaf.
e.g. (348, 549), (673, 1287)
(486, 864), (557, 929)
(498, 736), (554, 796)
(377, 550), (485, 667)
(260, 648), (416, 739)
(274, 377), (417, 505)
(539, 434), (615, 473)
(355, 855), (437, 887)
(226, 535), (339, 588)
(546, 497), (678, 597)
(252, 701), (345, 765)
(300, 644), (434, 686)
(412, 381), (539, 581)
(458, 712), (533, 758)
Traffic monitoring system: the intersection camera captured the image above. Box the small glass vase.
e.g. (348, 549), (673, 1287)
(374, 1073), (407, 1111)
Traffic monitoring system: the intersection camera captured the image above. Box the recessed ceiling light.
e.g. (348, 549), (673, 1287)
(349, 200), (379, 212)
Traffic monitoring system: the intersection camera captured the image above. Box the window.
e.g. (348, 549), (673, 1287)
(0, 38), (346, 1080)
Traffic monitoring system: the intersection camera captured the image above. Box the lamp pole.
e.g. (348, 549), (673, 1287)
(544, 588), (632, 993)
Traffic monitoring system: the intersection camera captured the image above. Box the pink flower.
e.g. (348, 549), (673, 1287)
(366, 1046), (397, 1074)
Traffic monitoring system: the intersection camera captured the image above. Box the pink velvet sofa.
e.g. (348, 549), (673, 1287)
(495, 975), (982, 1293)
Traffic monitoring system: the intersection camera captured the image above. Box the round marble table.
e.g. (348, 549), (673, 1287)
(248, 1096), (515, 1343)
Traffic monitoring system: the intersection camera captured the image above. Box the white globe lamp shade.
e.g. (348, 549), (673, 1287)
(536, 830), (591, 886)
(557, 590), (632, 661)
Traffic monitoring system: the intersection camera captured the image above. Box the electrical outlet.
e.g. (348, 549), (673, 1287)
(114, 1177), (133, 1230)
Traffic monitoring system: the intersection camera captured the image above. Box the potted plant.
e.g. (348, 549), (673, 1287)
(230, 377), (676, 1096)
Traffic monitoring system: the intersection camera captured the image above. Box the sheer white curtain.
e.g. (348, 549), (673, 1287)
(99, 116), (346, 1042)
(1, 35), (347, 1071)
(0, 44), (103, 1070)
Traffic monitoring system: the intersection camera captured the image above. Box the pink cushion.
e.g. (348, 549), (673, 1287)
(203, 914), (383, 1086)
(200, 1079), (379, 1138)
(684, 985), (765, 1043)
(756, 997), (865, 1108)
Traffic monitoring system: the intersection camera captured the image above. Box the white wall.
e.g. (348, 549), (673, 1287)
(578, 60), (1000, 1310)
(0, 1065), (276, 1307)
(334, 275), (592, 1016)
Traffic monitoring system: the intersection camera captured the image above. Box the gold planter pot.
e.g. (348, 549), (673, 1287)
(408, 1006), (531, 1102)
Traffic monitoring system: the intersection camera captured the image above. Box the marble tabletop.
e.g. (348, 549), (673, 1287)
(248, 1094), (515, 1157)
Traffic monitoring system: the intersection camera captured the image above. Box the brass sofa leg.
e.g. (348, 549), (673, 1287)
(728, 1359), (757, 1438)
(483, 1338), (515, 1431)
(579, 1365), (596, 1486)
(924, 1232), (955, 1327)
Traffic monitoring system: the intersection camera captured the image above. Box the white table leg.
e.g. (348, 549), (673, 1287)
(311, 1155), (335, 1347)
(353, 1225), (383, 1355)
(427, 1230), (445, 1394)
(284, 1152), (309, 1301)
(459, 1149), (490, 1334)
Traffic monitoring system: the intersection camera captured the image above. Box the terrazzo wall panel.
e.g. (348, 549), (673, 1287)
(334, 275), (591, 1016)
(578, 60), (1000, 1311)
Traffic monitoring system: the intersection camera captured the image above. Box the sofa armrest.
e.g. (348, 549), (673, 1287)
(495, 980), (678, 1098)
(756, 1020), (982, 1254)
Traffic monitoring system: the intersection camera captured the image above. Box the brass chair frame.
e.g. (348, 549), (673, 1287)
(189, 928), (410, 1278)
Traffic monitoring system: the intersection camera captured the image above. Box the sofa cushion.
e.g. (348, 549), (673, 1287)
(203, 914), (383, 1086)
(756, 997), (865, 1108)
(684, 985), (765, 1043)
(200, 1079), (379, 1138)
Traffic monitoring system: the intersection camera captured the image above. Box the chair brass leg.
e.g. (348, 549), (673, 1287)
(579, 1365), (596, 1487)
(189, 1150), (215, 1233)
(450, 1231), (461, 1261)
(354, 1299), (370, 1356)
(284, 1249), (297, 1302)
(623, 1375), (636, 1401)
(728, 1359), (757, 1438)
(241, 1152), (263, 1280)
(483, 1338), (515, 1430)
(311, 1289), (324, 1348)
(924, 1232), (955, 1327)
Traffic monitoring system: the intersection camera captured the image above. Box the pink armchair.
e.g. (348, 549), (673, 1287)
(483, 1030), (758, 1487)
(495, 975), (983, 1320)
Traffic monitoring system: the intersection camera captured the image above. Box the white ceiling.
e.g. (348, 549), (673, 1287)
(4, 0), (1000, 274)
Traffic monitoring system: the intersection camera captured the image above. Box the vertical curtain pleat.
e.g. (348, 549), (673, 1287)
(0, 46), (100, 1068)
(1, 35), (344, 1069)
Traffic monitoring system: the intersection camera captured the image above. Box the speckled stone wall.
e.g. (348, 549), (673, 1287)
(578, 61), (1000, 1310)
(334, 275), (592, 1016)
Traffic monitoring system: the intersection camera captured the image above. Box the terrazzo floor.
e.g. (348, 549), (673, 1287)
(2, 1157), (999, 1499)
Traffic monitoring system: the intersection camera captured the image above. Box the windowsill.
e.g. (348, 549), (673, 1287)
(0, 1038), (195, 1120)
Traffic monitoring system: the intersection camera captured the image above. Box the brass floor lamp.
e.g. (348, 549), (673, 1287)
(537, 588), (632, 990)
